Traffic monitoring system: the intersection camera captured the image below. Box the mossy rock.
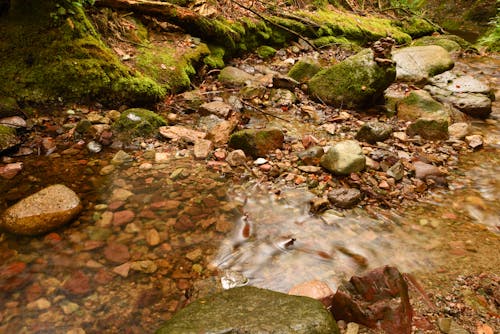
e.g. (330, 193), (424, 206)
(407, 118), (449, 140)
(113, 108), (166, 139)
(396, 17), (437, 38)
(396, 90), (451, 123)
(0, 0), (165, 107)
(204, 45), (226, 68)
(0, 97), (21, 118)
(155, 286), (339, 334)
(412, 36), (462, 52)
(288, 59), (322, 83)
(308, 49), (396, 108)
(229, 128), (284, 158)
(219, 66), (255, 86)
(256, 45), (277, 59)
(0, 125), (20, 152)
(313, 36), (360, 49)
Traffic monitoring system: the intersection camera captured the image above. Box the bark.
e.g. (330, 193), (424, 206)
(94, 0), (241, 49)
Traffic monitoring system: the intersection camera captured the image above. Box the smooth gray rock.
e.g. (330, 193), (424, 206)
(155, 286), (339, 334)
(219, 66), (255, 86)
(200, 101), (233, 118)
(0, 184), (82, 235)
(392, 45), (454, 82)
(327, 188), (362, 208)
(355, 121), (393, 144)
(425, 85), (492, 118)
(320, 141), (366, 175)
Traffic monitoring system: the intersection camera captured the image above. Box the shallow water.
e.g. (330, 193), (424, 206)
(0, 55), (499, 333)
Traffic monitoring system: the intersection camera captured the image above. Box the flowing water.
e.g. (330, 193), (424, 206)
(0, 55), (499, 333)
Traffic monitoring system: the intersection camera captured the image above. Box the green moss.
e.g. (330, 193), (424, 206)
(396, 17), (437, 38)
(313, 36), (360, 49)
(256, 45), (277, 58)
(113, 108), (167, 139)
(412, 36), (462, 52)
(0, 97), (20, 117)
(204, 45), (225, 68)
(135, 42), (210, 93)
(288, 59), (321, 82)
(0, 0), (164, 107)
(478, 12), (500, 52)
(0, 125), (19, 151)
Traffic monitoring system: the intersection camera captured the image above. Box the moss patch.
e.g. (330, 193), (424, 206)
(256, 45), (277, 59)
(0, 125), (20, 152)
(113, 108), (167, 139)
(288, 59), (322, 82)
(204, 45), (226, 68)
(0, 0), (164, 107)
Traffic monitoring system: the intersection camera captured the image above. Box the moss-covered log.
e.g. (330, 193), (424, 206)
(0, 0), (164, 107)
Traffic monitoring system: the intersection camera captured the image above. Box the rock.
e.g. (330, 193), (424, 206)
(0, 116), (27, 128)
(465, 134), (483, 149)
(413, 161), (443, 179)
(392, 45), (454, 83)
(288, 59), (321, 83)
(448, 122), (470, 139)
(289, 280), (335, 308)
(256, 45), (277, 59)
(62, 270), (91, 296)
(226, 149), (247, 166)
(331, 266), (412, 334)
(412, 35), (462, 52)
(193, 139), (213, 159)
(327, 188), (362, 208)
(0, 162), (23, 179)
(320, 141), (366, 175)
(104, 243), (130, 264)
(207, 117), (239, 146)
(113, 108), (166, 138)
(146, 229), (161, 246)
(272, 74), (299, 90)
(384, 84), (408, 115)
(298, 146), (325, 165)
(270, 89), (297, 106)
(112, 210), (135, 226)
(155, 286), (339, 334)
(387, 161), (404, 181)
(111, 150), (133, 165)
(0, 124), (20, 152)
(130, 260), (158, 274)
(0, 96), (20, 117)
(110, 188), (133, 202)
(355, 121), (393, 144)
(309, 49), (396, 108)
(437, 318), (452, 333)
(407, 118), (449, 140)
(199, 101), (232, 118)
(218, 66), (255, 86)
(345, 322), (360, 334)
(228, 128), (284, 158)
(0, 184), (82, 235)
(449, 321), (470, 334)
(159, 125), (206, 143)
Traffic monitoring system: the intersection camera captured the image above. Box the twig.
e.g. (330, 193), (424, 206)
(229, 0), (318, 51)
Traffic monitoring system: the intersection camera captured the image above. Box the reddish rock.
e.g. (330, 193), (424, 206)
(0, 261), (31, 293)
(107, 201), (125, 211)
(331, 265), (412, 334)
(150, 200), (181, 211)
(289, 280), (335, 308)
(174, 215), (195, 232)
(138, 209), (158, 219)
(104, 243), (130, 264)
(0, 162), (23, 179)
(112, 210), (135, 226)
(62, 270), (91, 296)
(25, 282), (43, 302)
(83, 240), (105, 251)
(94, 269), (114, 285)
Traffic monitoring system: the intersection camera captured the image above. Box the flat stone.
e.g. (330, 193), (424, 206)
(327, 188), (362, 208)
(200, 101), (232, 118)
(130, 260), (158, 274)
(228, 128), (284, 158)
(465, 134), (483, 149)
(226, 149), (247, 166)
(111, 150), (133, 165)
(104, 243), (130, 264)
(0, 184), (82, 235)
(159, 126), (206, 143)
(320, 141), (366, 175)
(193, 139), (213, 159)
(146, 229), (161, 246)
(448, 122), (470, 139)
(0, 162), (23, 179)
(413, 161), (443, 179)
(0, 116), (27, 128)
(355, 121), (393, 144)
(62, 270), (91, 296)
(112, 210), (135, 226)
(392, 45), (454, 82)
(155, 286), (339, 334)
(218, 66), (255, 86)
(110, 188), (133, 202)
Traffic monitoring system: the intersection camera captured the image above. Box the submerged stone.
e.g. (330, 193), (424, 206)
(308, 49), (396, 108)
(0, 184), (82, 235)
(155, 286), (339, 334)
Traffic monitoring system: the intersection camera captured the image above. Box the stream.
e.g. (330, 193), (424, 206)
(0, 55), (499, 334)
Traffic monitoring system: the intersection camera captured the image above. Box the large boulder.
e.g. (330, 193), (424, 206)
(155, 286), (339, 334)
(392, 45), (454, 83)
(0, 124), (20, 152)
(218, 66), (255, 86)
(320, 140), (366, 175)
(228, 128), (284, 158)
(0, 184), (82, 235)
(308, 49), (396, 108)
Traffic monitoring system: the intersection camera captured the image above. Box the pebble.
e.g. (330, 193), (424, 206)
(99, 165), (115, 175)
(146, 229), (161, 246)
(130, 260), (158, 274)
(104, 243), (130, 264)
(110, 188), (133, 202)
(139, 162), (153, 170)
(413, 161), (443, 179)
(186, 248), (203, 262)
(112, 210), (135, 226)
(346, 322), (359, 334)
(66, 328), (86, 334)
(448, 122), (470, 139)
(0, 162), (23, 179)
(226, 149), (247, 166)
(27, 297), (51, 310)
(113, 263), (131, 277)
(96, 211), (113, 227)
(61, 301), (80, 315)
(111, 150), (133, 165)
(87, 141), (102, 153)
(62, 271), (91, 296)
(155, 152), (170, 163)
(194, 139), (213, 159)
(465, 134), (483, 149)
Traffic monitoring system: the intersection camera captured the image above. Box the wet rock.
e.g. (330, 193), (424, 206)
(159, 125), (206, 143)
(226, 149), (247, 166)
(387, 161), (404, 181)
(113, 108), (166, 138)
(465, 134), (483, 149)
(104, 243), (130, 264)
(270, 89), (297, 106)
(448, 122), (470, 139)
(0, 261), (31, 293)
(289, 280), (335, 308)
(256, 45), (277, 59)
(99, 165), (115, 175)
(155, 286), (339, 334)
(146, 229), (161, 246)
(327, 188), (362, 208)
(288, 59), (321, 83)
(110, 188), (133, 202)
(193, 139), (213, 159)
(0, 124), (20, 152)
(207, 117), (239, 146)
(62, 270), (91, 296)
(112, 210), (135, 226)
(331, 266), (412, 334)
(218, 66), (255, 86)
(199, 101), (232, 118)
(113, 263), (131, 278)
(0, 162), (23, 179)
(0, 116), (26, 128)
(111, 150), (133, 165)
(298, 146), (325, 165)
(413, 161), (443, 179)
(320, 140), (366, 175)
(228, 128), (284, 158)
(309, 49), (396, 108)
(407, 118), (449, 140)
(392, 45), (454, 83)
(355, 121), (393, 144)
(397, 90), (451, 122)
(130, 260), (158, 274)
(87, 141), (102, 153)
(272, 74), (299, 90)
(310, 197), (331, 213)
(0, 96), (20, 117)
(0, 184), (82, 235)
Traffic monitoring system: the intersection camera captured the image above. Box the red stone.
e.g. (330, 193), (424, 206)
(44, 232), (62, 244)
(0, 262), (31, 293)
(138, 209), (158, 219)
(174, 215), (195, 232)
(62, 270), (92, 296)
(83, 240), (105, 251)
(94, 269), (114, 285)
(0, 162), (23, 179)
(108, 201), (125, 211)
(331, 266), (413, 334)
(25, 283), (43, 302)
(104, 243), (130, 264)
(150, 200), (181, 211)
(112, 210), (135, 226)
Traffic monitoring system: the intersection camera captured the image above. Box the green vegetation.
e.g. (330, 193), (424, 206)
(256, 45), (277, 58)
(113, 108), (167, 139)
(478, 2), (500, 51)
